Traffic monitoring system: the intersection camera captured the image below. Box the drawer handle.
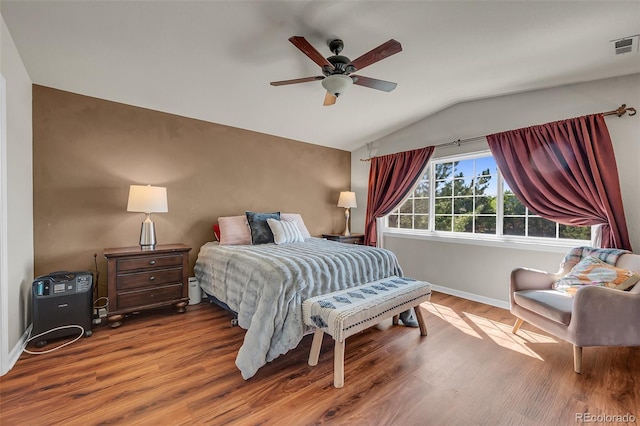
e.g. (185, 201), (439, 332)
(149, 260), (156, 265)
(149, 276), (155, 281)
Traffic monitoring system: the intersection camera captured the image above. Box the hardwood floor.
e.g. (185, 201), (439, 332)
(1, 292), (638, 425)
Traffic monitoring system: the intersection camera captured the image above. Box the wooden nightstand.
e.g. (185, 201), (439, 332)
(104, 244), (191, 328)
(322, 233), (365, 245)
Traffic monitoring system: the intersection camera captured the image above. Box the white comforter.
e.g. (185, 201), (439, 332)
(194, 237), (403, 379)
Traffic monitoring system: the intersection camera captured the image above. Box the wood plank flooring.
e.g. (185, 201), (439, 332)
(1, 292), (638, 425)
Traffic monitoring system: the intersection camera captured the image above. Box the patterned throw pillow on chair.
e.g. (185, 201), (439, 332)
(553, 255), (640, 296)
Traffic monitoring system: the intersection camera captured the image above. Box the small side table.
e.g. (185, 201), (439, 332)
(322, 233), (365, 245)
(104, 243), (191, 328)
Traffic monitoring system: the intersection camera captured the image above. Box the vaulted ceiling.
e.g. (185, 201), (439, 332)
(2, 1), (639, 151)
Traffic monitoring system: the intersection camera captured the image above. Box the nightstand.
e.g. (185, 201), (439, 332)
(322, 233), (365, 245)
(104, 244), (191, 328)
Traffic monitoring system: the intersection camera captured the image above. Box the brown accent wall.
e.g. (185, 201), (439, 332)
(33, 85), (351, 297)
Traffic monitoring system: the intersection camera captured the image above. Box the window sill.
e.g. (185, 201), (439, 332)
(383, 229), (589, 253)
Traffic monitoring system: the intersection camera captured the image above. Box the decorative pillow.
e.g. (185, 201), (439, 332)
(267, 219), (304, 244)
(280, 213), (311, 239)
(246, 211), (281, 245)
(212, 224), (221, 242)
(218, 215), (251, 245)
(553, 256), (640, 296)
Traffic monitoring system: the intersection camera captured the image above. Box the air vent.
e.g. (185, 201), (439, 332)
(611, 35), (639, 55)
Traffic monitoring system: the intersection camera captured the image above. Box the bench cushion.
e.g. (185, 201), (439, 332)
(302, 276), (431, 342)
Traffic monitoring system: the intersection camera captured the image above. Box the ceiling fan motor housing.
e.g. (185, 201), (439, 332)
(323, 55), (355, 76)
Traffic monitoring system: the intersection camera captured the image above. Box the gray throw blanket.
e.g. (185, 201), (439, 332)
(194, 238), (403, 379)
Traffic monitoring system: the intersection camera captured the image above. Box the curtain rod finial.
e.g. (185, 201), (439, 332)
(613, 104), (636, 117)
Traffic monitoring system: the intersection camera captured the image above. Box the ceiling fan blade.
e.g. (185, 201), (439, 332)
(351, 75), (397, 92)
(270, 76), (325, 86)
(289, 36), (335, 70)
(349, 39), (402, 71)
(323, 92), (337, 106)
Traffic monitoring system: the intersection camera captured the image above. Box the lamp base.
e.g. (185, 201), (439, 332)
(343, 208), (351, 237)
(139, 217), (157, 251)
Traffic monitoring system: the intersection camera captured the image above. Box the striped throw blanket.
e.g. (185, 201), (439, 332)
(560, 246), (630, 270)
(194, 237), (403, 379)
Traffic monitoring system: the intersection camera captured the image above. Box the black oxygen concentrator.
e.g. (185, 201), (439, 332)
(31, 271), (93, 347)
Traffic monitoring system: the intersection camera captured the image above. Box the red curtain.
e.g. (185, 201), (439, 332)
(364, 147), (435, 246)
(487, 113), (631, 250)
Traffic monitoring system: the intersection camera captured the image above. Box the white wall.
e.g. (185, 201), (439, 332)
(351, 74), (640, 306)
(1, 12), (34, 373)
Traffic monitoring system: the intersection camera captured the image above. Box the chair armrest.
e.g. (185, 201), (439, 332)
(509, 267), (558, 307)
(570, 286), (640, 346)
(510, 267), (557, 292)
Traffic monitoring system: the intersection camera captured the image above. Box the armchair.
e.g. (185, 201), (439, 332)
(510, 252), (640, 373)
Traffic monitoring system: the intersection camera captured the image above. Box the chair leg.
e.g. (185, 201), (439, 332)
(414, 304), (428, 336)
(573, 345), (582, 374)
(308, 328), (324, 366)
(512, 318), (524, 334)
(334, 339), (345, 388)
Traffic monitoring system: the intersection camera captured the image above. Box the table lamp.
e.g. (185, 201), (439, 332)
(127, 185), (168, 250)
(337, 191), (357, 236)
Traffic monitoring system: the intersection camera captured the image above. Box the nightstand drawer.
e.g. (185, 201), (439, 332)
(117, 283), (183, 309)
(117, 254), (184, 272)
(116, 267), (183, 290)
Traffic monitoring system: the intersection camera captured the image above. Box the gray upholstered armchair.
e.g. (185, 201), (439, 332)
(509, 251), (640, 373)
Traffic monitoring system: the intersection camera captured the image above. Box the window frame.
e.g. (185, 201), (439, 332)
(384, 150), (592, 251)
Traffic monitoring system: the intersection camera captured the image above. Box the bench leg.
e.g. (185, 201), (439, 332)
(308, 328), (324, 366)
(414, 304), (428, 336)
(392, 314), (399, 325)
(334, 339), (345, 388)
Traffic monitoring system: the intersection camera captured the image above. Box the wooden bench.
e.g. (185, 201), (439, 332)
(302, 276), (431, 388)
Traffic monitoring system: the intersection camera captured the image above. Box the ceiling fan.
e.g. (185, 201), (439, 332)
(270, 36), (402, 106)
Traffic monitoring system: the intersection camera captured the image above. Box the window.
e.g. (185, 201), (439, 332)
(386, 152), (591, 243)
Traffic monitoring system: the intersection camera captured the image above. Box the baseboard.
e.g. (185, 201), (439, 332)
(6, 323), (31, 374)
(430, 285), (510, 310)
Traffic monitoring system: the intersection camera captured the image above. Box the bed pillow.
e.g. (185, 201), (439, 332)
(218, 215), (251, 245)
(246, 211), (281, 245)
(553, 255), (640, 296)
(267, 219), (304, 244)
(280, 213), (311, 238)
(212, 224), (221, 242)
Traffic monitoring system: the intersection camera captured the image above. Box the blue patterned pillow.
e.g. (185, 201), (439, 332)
(245, 211), (280, 245)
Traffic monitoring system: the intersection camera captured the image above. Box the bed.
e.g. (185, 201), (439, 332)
(194, 218), (403, 379)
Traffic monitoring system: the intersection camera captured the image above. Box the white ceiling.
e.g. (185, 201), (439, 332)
(2, 1), (639, 152)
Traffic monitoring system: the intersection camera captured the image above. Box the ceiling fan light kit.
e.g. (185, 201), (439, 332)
(271, 36), (402, 106)
(321, 74), (353, 97)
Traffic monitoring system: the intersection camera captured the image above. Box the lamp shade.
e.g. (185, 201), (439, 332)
(337, 191), (357, 208)
(127, 185), (168, 213)
(321, 75), (353, 97)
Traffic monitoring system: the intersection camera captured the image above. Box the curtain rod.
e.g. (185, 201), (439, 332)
(360, 104), (636, 162)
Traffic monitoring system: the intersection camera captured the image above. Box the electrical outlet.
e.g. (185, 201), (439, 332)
(98, 308), (107, 318)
